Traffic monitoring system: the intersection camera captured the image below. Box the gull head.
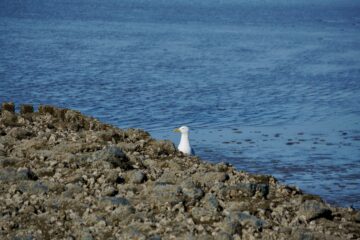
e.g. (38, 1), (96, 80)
(173, 126), (190, 134)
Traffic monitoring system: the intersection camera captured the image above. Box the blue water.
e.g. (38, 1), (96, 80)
(1, 0), (360, 208)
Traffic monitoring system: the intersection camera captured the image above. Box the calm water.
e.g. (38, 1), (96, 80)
(1, 0), (360, 208)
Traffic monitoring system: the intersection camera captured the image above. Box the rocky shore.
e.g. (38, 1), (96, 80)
(0, 102), (359, 240)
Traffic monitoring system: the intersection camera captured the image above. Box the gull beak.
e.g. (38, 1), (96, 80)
(173, 128), (180, 133)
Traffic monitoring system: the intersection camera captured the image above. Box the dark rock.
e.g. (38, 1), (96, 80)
(0, 168), (38, 181)
(38, 105), (56, 115)
(101, 197), (131, 206)
(2, 102), (15, 112)
(298, 200), (332, 221)
(8, 128), (33, 140)
(20, 104), (34, 114)
(92, 146), (132, 169)
(353, 212), (360, 223)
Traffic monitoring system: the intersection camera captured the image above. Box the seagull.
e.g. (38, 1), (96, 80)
(173, 126), (195, 155)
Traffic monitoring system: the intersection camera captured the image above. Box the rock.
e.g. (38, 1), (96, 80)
(298, 200), (332, 222)
(1, 109), (18, 126)
(223, 182), (269, 199)
(38, 105), (56, 115)
(147, 140), (176, 157)
(17, 181), (49, 194)
(101, 197), (131, 206)
(220, 218), (242, 235)
(2, 102), (15, 112)
(20, 104), (34, 114)
(151, 183), (184, 206)
(92, 146), (132, 169)
(191, 207), (220, 223)
(192, 171), (229, 187)
(227, 211), (266, 231)
(118, 227), (146, 240)
(214, 231), (233, 240)
(62, 183), (83, 198)
(353, 212), (360, 223)
(181, 180), (204, 205)
(0, 167), (38, 181)
(8, 127), (33, 140)
(203, 194), (220, 211)
(128, 170), (147, 184)
(125, 128), (151, 141)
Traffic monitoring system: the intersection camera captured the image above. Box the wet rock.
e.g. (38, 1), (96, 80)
(1, 110), (18, 126)
(2, 102), (15, 112)
(298, 200), (332, 222)
(20, 104), (34, 114)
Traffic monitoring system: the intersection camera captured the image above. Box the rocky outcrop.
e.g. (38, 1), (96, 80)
(0, 103), (359, 239)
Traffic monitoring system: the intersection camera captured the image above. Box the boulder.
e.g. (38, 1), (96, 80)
(298, 200), (332, 222)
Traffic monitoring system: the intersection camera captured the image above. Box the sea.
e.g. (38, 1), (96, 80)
(1, 0), (360, 208)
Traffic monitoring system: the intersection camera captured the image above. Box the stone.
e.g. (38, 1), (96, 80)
(151, 183), (184, 206)
(298, 200), (332, 222)
(129, 170), (147, 184)
(353, 212), (360, 223)
(2, 102), (15, 112)
(220, 218), (242, 235)
(1, 109), (18, 126)
(20, 104), (34, 114)
(147, 140), (176, 157)
(192, 171), (229, 187)
(8, 127), (33, 140)
(191, 207), (220, 223)
(92, 146), (132, 169)
(181, 180), (204, 205)
(38, 105), (56, 115)
(227, 211), (266, 231)
(0, 168), (38, 181)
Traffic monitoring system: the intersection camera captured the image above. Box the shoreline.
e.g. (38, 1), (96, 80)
(1, 102), (359, 239)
